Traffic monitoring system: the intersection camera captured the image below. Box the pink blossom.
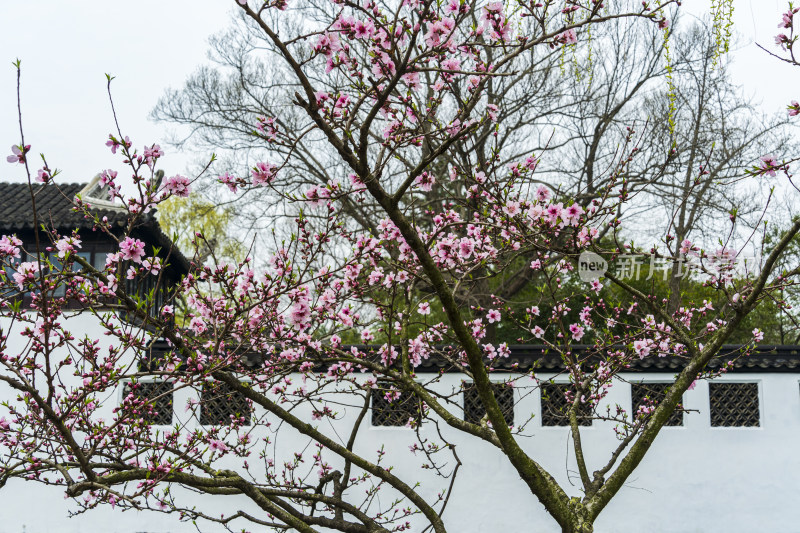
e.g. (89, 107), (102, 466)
(189, 316), (207, 335)
(384, 387), (401, 402)
(313, 32), (341, 57)
(535, 185), (551, 203)
(209, 439), (228, 452)
(459, 238), (475, 259)
(55, 236), (81, 259)
(752, 328), (764, 342)
(563, 204), (584, 226)
(338, 307), (354, 326)
(32, 319), (46, 342)
(119, 237), (146, 264)
(143, 144), (164, 165)
(486, 309), (501, 323)
(0, 235), (22, 258)
(484, 104), (499, 122)
(368, 269), (383, 285)
(441, 58), (461, 72)
(545, 203), (563, 224)
(569, 323), (585, 341)
(252, 162), (277, 186)
(414, 172), (435, 192)
(789, 101), (800, 117)
(354, 19), (375, 39)
(633, 339), (652, 359)
(105, 135), (130, 154)
(418, 302), (431, 315)
(425, 18), (455, 48)
(444, 0), (460, 14)
(256, 116), (278, 141)
(6, 144), (29, 164)
(36, 168), (50, 183)
(99, 169), (117, 186)
(334, 94), (350, 108)
(402, 72), (421, 90)
(305, 185), (331, 207)
(291, 300), (312, 328)
(142, 257), (162, 275)
(371, 54), (396, 78)
(481, 1), (510, 42)
(315, 91), (330, 106)
(590, 279), (603, 293)
(758, 154), (779, 177)
(218, 172), (239, 193)
(13, 262), (40, 290)
(779, 9), (796, 29)
(163, 175), (191, 197)
(504, 201), (520, 216)
(560, 29), (577, 45)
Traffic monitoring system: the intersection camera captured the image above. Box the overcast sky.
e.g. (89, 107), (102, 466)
(1, 0), (798, 186)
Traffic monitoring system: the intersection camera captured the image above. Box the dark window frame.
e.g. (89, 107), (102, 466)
(8, 240), (176, 322)
(709, 382), (760, 428)
(200, 380), (253, 426)
(121, 380), (174, 426)
(463, 382), (514, 426)
(9, 242), (116, 308)
(630, 382), (684, 427)
(371, 382), (422, 427)
(540, 382), (592, 427)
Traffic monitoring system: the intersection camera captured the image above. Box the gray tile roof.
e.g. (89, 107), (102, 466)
(0, 182), (129, 231)
(0, 181), (189, 274)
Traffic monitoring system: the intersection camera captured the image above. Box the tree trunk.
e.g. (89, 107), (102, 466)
(562, 523), (594, 533)
(561, 499), (594, 533)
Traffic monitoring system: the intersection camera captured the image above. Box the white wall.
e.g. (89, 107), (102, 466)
(1, 314), (798, 532)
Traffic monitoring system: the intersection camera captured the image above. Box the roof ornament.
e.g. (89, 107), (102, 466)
(78, 174), (122, 210)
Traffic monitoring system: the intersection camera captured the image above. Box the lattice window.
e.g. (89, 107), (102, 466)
(371, 383), (421, 427)
(540, 383), (592, 427)
(200, 381), (252, 426)
(630, 382), (683, 426)
(463, 382), (514, 426)
(122, 381), (173, 426)
(709, 382), (760, 427)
